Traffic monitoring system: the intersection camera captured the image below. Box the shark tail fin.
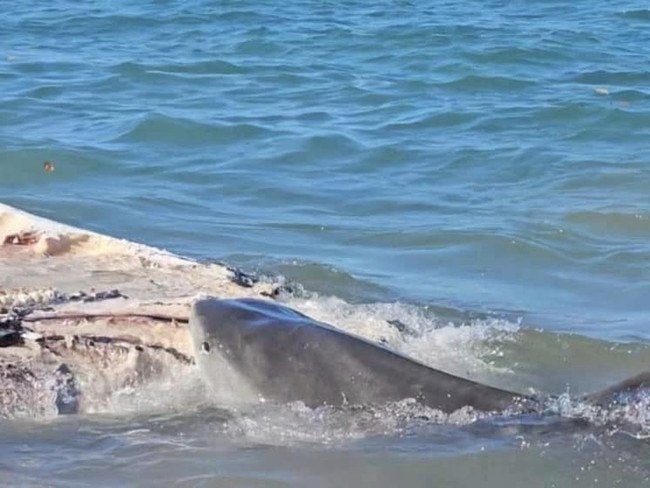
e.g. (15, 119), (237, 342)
(584, 371), (650, 407)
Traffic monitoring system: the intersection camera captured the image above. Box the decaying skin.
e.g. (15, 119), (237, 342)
(0, 203), (285, 419)
(0, 305), (194, 419)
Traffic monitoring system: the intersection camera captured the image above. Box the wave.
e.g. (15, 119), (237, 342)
(619, 9), (650, 21)
(112, 59), (247, 78)
(113, 114), (277, 146)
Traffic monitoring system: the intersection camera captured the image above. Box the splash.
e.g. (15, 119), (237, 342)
(83, 366), (207, 416)
(280, 293), (521, 382)
(543, 389), (650, 439)
(220, 399), (491, 447)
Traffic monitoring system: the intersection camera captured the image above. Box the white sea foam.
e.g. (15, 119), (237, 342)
(544, 390), (650, 439)
(280, 293), (521, 382)
(220, 399), (488, 446)
(83, 365), (207, 416)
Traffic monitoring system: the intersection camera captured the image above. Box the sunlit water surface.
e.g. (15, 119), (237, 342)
(1, 0), (650, 485)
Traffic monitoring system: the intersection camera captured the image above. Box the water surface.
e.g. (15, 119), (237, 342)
(1, 0), (649, 485)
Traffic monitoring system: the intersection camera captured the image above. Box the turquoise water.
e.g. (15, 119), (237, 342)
(2, 1), (650, 485)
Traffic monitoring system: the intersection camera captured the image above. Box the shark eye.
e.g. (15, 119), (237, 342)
(201, 341), (211, 353)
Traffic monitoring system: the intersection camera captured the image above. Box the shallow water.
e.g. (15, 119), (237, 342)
(2, 405), (650, 487)
(1, 0), (650, 485)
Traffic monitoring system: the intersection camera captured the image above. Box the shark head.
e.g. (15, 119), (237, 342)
(188, 298), (269, 405)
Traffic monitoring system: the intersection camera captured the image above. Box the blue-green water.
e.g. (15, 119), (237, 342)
(1, 1), (650, 486)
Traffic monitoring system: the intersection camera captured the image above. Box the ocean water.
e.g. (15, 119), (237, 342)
(2, 0), (650, 486)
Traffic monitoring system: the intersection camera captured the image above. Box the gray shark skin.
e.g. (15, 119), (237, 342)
(189, 298), (533, 413)
(585, 371), (650, 407)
